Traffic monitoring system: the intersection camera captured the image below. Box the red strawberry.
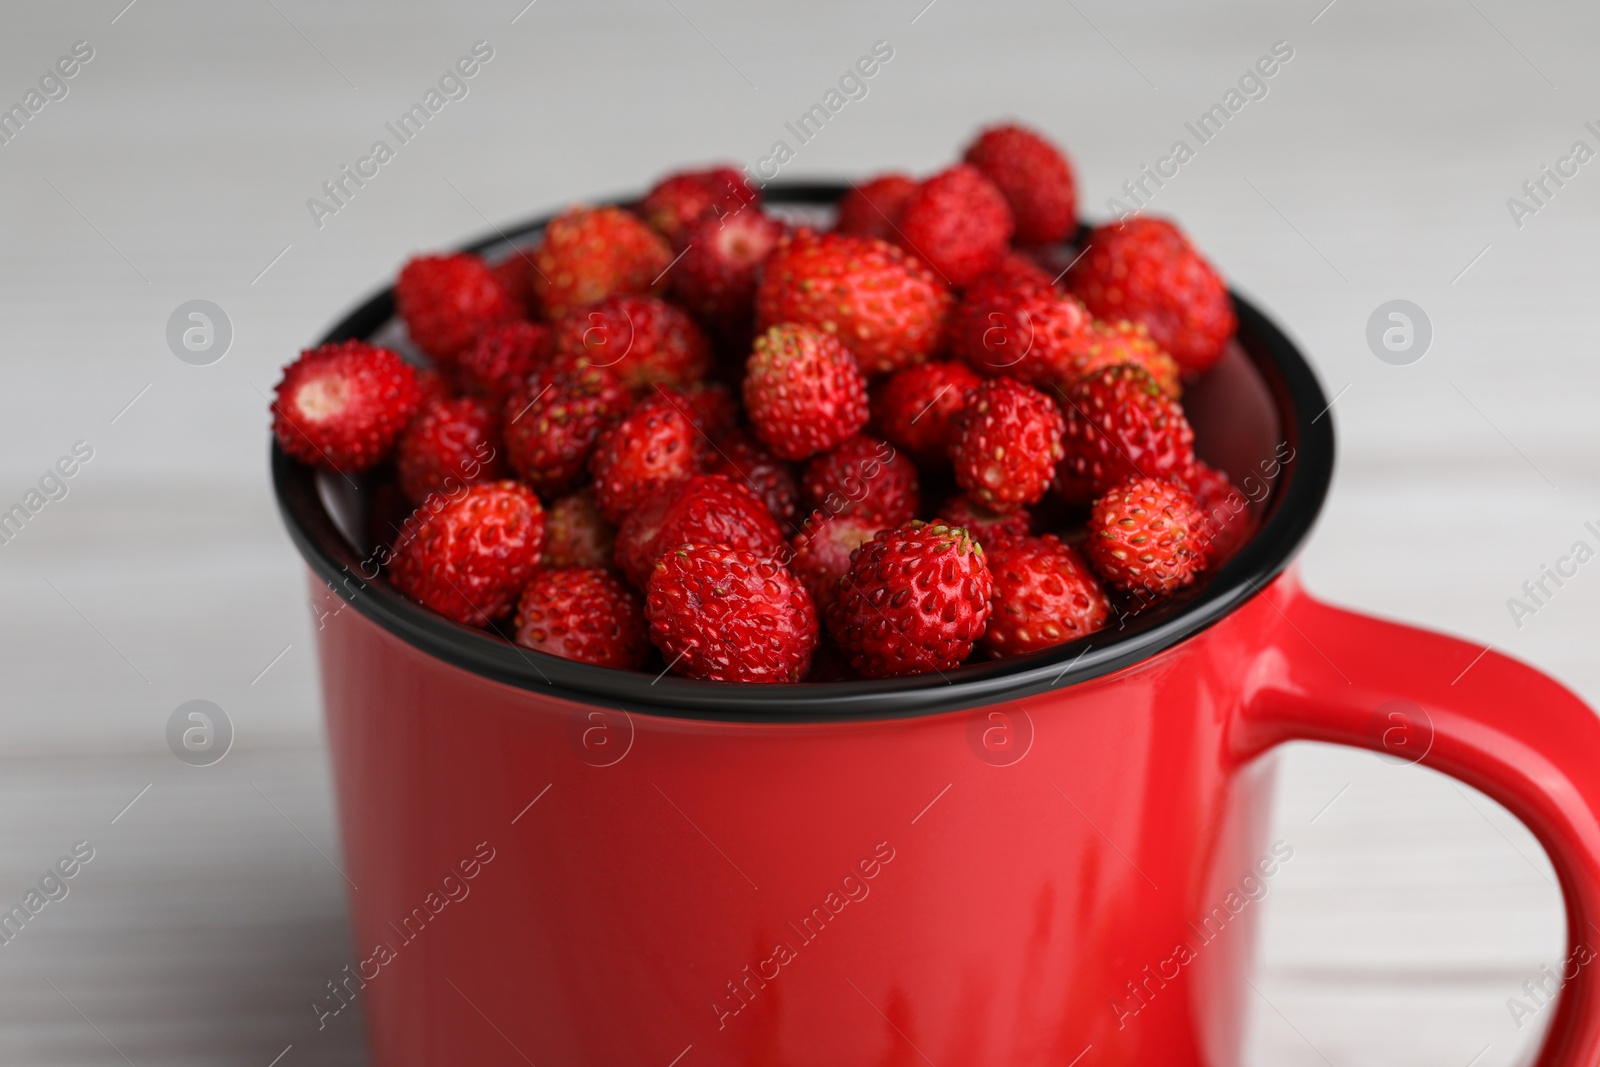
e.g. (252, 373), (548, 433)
(388, 480), (545, 626)
(756, 230), (951, 377)
(743, 323), (869, 461)
(1067, 217), (1236, 375)
(414, 367), (453, 409)
(588, 393), (702, 523)
(939, 493), (1032, 550)
(836, 173), (918, 242)
(801, 435), (919, 527)
(1086, 476), (1208, 597)
(513, 566), (649, 669)
(947, 270), (1051, 370)
(949, 279), (1094, 385)
(963, 123), (1078, 246)
(641, 166), (760, 244)
(395, 396), (505, 505)
(552, 294), (711, 392)
(502, 362), (630, 495)
(951, 377), (1066, 512)
(532, 206), (673, 319)
(609, 484), (684, 587)
(455, 320), (553, 403)
(871, 360), (982, 466)
(1055, 364), (1196, 504)
(1058, 319), (1181, 398)
(541, 490), (617, 568)
(705, 428), (799, 524)
(827, 519), (993, 678)
(1183, 462), (1255, 564)
(671, 209), (785, 334)
(646, 543), (817, 683)
(490, 250), (539, 318)
(980, 535), (1107, 658)
(395, 253), (520, 364)
(655, 381), (738, 439)
(613, 474), (784, 589)
(272, 340), (422, 473)
(789, 509), (881, 616)
(896, 164), (1014, 287)
(985, 250), (1057, 290)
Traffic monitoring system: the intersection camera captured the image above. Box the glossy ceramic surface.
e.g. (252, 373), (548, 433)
(308, 569), (1600, 1066)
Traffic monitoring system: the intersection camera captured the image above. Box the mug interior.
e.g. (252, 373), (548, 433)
(272, 182), (1333, 721)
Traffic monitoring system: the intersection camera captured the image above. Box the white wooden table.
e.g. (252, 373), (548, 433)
(0, 0), (1593, 1063)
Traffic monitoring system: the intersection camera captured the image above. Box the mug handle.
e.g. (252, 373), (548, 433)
(1235, 572), (1600, 1065)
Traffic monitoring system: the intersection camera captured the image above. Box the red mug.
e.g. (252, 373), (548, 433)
(275, 185), (1600, 1066)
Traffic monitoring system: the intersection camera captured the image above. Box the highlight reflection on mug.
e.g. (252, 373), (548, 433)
(967, 707), (1034, 766)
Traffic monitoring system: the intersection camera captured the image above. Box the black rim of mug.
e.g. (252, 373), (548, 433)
(270, 182), (1334, 722)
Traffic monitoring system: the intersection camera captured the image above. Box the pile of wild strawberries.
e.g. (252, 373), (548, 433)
(272, 123), (1254, 684)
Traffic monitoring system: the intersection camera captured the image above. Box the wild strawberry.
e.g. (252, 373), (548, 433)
(951, 377), (1066, 512)
(640, 166), (760, 244)
(743, 323), (869, 461)
(984, 250), (1057, 290)
(947, 270), (1050, 369)
(532, 205), (673, 319)
(613, 474), (784, 588)
(513, 566), (649, 670)
(414, 367), (453, 409)
(552, 294), (711, 392)
(1067, 217), (1236, 375)
(394, 253), (520, 364)
(836, 173), (918, 242)
(963, 123), (1078, 246)
(396, 396), (505, 505)
(896, 164), (1014, 287)
(938, 493), (1032, 550)
(272, 340), (422, 473)
(801, 435), (919, 527)
(1183, 462), (1255, 564)
(870, 361), (982, 466)
(789, 509), (881, 616)
(388, 480), (545, 626)
(646, 543), (817, 683)
(671, 209), (785, 335)
(490, 249), (540, 318)
(455, 320), (553, 403)
(705, 428), (799, 524)
(1086, 476), (1208, 597)
(1055, 364), (1195, 504)
(1058, 319), (1181, 398)
(588, 393), (702, 523)
(980, 535), (1107, 658)
(828, 520), (993, 678)
(502, 362), (629, 495)
(541, 490), (616, 568)
(949, 279), (1094, 386)
(654, 381), (738, 438)
(756, 230), (951, 377)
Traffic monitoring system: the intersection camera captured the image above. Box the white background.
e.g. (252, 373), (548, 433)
(0, 0), (1594, 1063)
